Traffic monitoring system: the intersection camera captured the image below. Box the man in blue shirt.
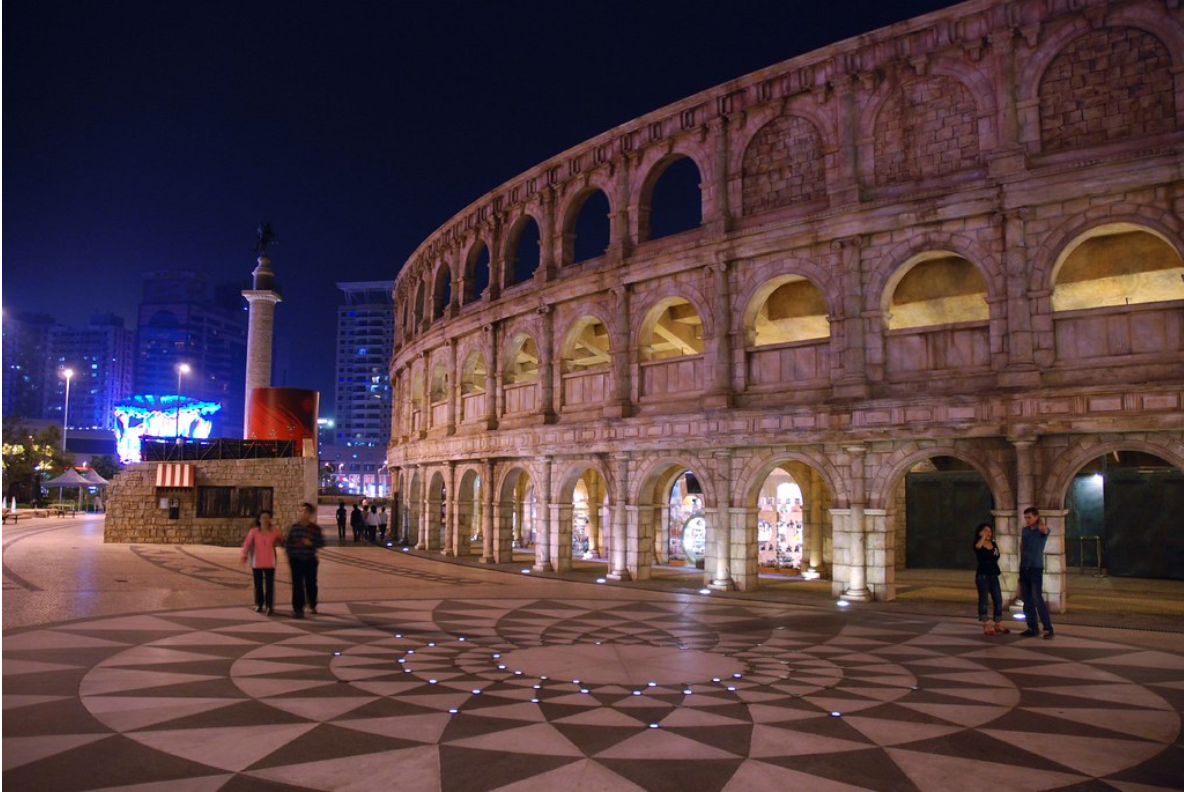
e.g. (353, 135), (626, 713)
(1019, 507), (1054, 639)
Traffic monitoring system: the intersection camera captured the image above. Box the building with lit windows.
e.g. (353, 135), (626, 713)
(2, 311), (56, 422)
(44, 314), (136, 431)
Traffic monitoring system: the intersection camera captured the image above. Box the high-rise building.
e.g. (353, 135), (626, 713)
(335, 281), (394, 448)
(45, 314), (136, 430)
(3, 311), (58, 422)
(135, 271), (248, 436)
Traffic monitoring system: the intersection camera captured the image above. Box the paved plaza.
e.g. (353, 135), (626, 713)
(4, 514), (1184, 791)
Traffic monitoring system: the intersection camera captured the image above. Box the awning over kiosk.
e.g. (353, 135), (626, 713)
(155, 463), (195, 488)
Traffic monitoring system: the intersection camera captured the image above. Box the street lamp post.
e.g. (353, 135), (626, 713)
(62, 369), (74, 451)
(175, 364), (191, 442)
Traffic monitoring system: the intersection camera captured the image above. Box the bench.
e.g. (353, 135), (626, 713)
(2, 511), (19, 524)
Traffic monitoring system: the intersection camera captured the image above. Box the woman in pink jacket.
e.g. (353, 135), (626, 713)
(241, 510), (284, 615)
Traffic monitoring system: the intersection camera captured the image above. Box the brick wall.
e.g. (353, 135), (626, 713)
(1039, 28), (1176, 153)
(741, 115), (826, 214)
(874, 75), (981, 186)
(105, 457), (319, 545)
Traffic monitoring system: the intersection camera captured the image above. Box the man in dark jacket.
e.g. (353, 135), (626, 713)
(286, 503), (325, 619)
(335, 501), (347, 543)
(350, 504), (364, 542)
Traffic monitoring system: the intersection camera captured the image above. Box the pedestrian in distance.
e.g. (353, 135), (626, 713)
(350, 503), (364, 542)
(286, 502), (325, 619)
(241, 510), (284, 615)
(1018, 507), (1054, 639)
(378, 506), (388, 543)
(973, 522), (1009, 636)
(366, 505), (379, 542)
(335, 501), (347, 543)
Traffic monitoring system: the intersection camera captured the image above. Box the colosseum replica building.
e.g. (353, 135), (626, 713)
(388, 0), (1184, 611)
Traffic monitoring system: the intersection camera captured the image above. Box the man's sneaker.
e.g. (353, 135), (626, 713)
(292, 611), (305, 619)
(1043, 630), (1055, 640)
(266, 608), (274, 616)
(254, 606), (263, 613)
(1019, 629), (1040, 637)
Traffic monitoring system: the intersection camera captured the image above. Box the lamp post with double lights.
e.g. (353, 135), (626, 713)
(61, 368), (74, 451)
(175, 364), (191, 442)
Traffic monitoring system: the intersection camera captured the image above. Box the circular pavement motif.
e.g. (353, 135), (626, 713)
(4, 597), (1183, 791)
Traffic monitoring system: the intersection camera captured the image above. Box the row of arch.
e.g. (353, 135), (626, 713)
(396, 16), (1184, 334)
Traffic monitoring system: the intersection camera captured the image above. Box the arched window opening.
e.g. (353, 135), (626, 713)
(567, 189), (611, 265)
(503, 335), (539, 385)
(460, 351), (486, 395)
(464, 243), (491, 305)
(750, 276), (830, 347)
(429, 363), (448, 405)
(667, 470), (707, 567)
(505, 217), (541, 287)
(1052, 226), (1184, 312)
(561, 318), (610, 373)
(569, 467), (608, 560)
(886, 254), (988, 330)
(432, 264), (452, 321)
(755, 467), (806, 574)
(644, 156), (703, 242)
(413, 282), (426, 329)
(639, 298), (704, 361)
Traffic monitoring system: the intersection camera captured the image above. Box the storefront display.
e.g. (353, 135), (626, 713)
(668, 473), (706, 566)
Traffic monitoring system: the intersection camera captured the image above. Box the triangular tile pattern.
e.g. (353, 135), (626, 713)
(2, 595), (1179, 791)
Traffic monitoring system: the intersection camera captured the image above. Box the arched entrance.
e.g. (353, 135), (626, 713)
(498, 467), (538, 558)
(405, 471), (421, 547)
(555, 463), (611, 572)
(748, 462), (834, 583)
(426, 471), (446, 552)
(453, 468), (481, 557)
(1061, 450), (1184, 580)
(638, 461), (714, 586)
(889, 456), (996, 571)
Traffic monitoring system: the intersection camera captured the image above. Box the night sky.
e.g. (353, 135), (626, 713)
(5, 0), (955, 409)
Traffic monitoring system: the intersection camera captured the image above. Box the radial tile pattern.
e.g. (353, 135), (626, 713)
(5, 597), (1184, 792)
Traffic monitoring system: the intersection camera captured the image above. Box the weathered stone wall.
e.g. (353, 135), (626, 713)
(741, 115), (825, 213)
(874, 75), (982, 186)
(105, 457), (318, 546)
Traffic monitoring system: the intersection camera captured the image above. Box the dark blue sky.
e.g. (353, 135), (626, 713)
(5, 0), (954, 407)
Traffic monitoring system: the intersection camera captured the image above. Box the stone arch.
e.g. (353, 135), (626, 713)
(503, 210), (544, 287)
(631, 454), (717, 508)
(736, 449), (849, 511)
(558, 309), (614, 373)
(413, 280), (426, 329)
(729, 99), (837, 178)
(1049, 222), (1184, 312)
(1031, 211), (1184, 295)
(462, 238), (492, 305)
(739, 114), (827, 215)
(501, 328), (541, 386)
(554, 457), (614, 504)
(497, 462), (540, 551)
(867, 232), (1004, 316)
(1040, 435), (1184, 510)
(741, 270), (833, 348)
(633, 287), (714, 356)
(559, 183), (615, 266)
(868, 443), (1014, 512)
(405, 469), (422, 546)
(452, 466), (482, 557)
(497, 461), (540, 501)
(426, 469), (448, 551)
(459, 348), (487, 395)
(633, 144), (710, 243)
(431, 261), (452, 321)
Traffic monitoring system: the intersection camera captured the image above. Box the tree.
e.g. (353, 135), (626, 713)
(2, 422), (74, 505)
(89, 454), (123, 480)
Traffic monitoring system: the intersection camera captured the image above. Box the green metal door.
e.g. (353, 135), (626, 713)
(905, 472), (994, 569)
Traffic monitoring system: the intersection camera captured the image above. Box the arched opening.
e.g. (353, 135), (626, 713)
(747, 462), (834, 586)
(504, 216), (541, 287)
(556, 465), (611, 570)
(1052, 225), (1184, 312)
(463, 242), (491, 305)
(460, 350), (486, 424)
(660, 469), (708, 570)
(565, 189), (611, 265)
(427, 471), (447, 552)
(429, 363), (448, 429)
(889, 456), (995, 573)
(405, 471), (421, 547)
(642, 155), (703, 243)
(409, 370), (425, 434)
(501, 334), (540, 417)
(560, 317), (610, 410)
(1063, 450), (1184, 580)
(638, 298), (705, 399)
(453, 469), (482, 557)
(884, 253), (991, 376)
(499, 467), (539, 556)
(413, 281), (426, 329)
(744, 276), (832, 390)
(431, 264), (452, 321)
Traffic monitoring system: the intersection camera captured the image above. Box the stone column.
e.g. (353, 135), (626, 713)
(480, 459), (495, 563)
(484, 324), (499, 429)
(485, 219), (502, 303)
(605, 285), (631, 419)
(706, 257), (732, 408)
(844, 445), (872, 601)
(537, 305), (556, 421)
(992, 508), (1019, 605)
(705, 116), (731, 234)
(1039, 509), (1069, 615)
(608, 453), (631, 580)
(865, 507), (894, 601)
(986, 31), (1026, 176)
(1010, 437), (1036, 607)
(242, 261), (282, 437)
(537, 187), (557, 282)
(533, 457), (552, 572)
(420, 352), (431, 436)
(730, 507), (760, 591)
(828, 73), (861, 205)
(803, 466), (824, 579)
(709, 450), (734, 590)
(999, 208), (1040, 386)
(627, 505), (650, 580)
(610, 154), (633, 261)
(417, 474), (429, 550)
(832, 237), (869, 397)
(446, 339), (458, 435)
(552, 502), (573, 573)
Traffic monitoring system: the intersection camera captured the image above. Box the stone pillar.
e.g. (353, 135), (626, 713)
(610, 155), (633, 261)
(417, 476), (429, 550)
(705, 116), (731, 234)
(480, 459), (495, 563)
(442, 463), (456, 555)
(533, 457), (552, 572)
(709, 450), (734, 590)
(1039, 509), (1069, 615)
(627, 505), (651, 581)
(605, 285), (631, 419)
(608, 453), (631, 580)
(832, 237), (869, 397)
(706, 257), (732, 408)
(844, 445), (872, 601)
(992, 508), (1019, 605)
(1010, 437), (1036, 607)
(803, 466), (824, 579)
(537, 187), (558, 282)
(655, 504), (670, 564)
(552, 503), (573, 573)
(865, 508), (894, 601)
(446, 339), (458, 435)
(537, 305), (556, 421)
(828, 73), (861, 205)
(999, 208), (1039, 386)
(485, 220), (502, 303)
(484, 324), (499, 429)
(986, 31), (1026, 176)
(242, 259), (282, 436)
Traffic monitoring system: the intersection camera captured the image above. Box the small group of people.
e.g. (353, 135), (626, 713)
(240, 502), (324, 619)
(974, 507), (1054, 639)
(335, 501), (388, 544)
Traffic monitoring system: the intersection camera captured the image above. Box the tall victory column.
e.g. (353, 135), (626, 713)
(242, 223), (281, 436)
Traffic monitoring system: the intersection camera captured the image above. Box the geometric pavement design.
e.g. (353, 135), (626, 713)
(5, 597), (1184, 792)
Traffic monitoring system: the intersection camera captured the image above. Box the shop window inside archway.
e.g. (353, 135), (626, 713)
(667, 471), (706, 566)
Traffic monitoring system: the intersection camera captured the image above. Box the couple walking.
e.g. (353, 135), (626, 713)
(240, 503), (325, 618)
(974, 507), (1054, 639)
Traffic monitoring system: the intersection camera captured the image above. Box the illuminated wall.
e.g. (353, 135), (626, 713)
(112, 395), (222, 464)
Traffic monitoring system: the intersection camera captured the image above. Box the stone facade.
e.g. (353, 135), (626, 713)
(387, 0), (1184, 613)
(105, 457), (319, 545)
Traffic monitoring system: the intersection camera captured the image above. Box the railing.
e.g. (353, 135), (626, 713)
(746, 339), (829, 387)
(1068, 534), (1106, 576)
(410, 409), (423, 433)
(1053, 300), (1184, 364)
(141, 437), (297, 461)
(562, 368), (609, 408)
(885, 321), (990, 375)
(503, 381), (538, 415)
(640, 354), (703, 398)
(430, 401), (449, 427)
(462, 392), (486, 422)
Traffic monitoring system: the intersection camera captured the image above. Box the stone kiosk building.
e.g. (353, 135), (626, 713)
(387, 0), (1184, 610)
